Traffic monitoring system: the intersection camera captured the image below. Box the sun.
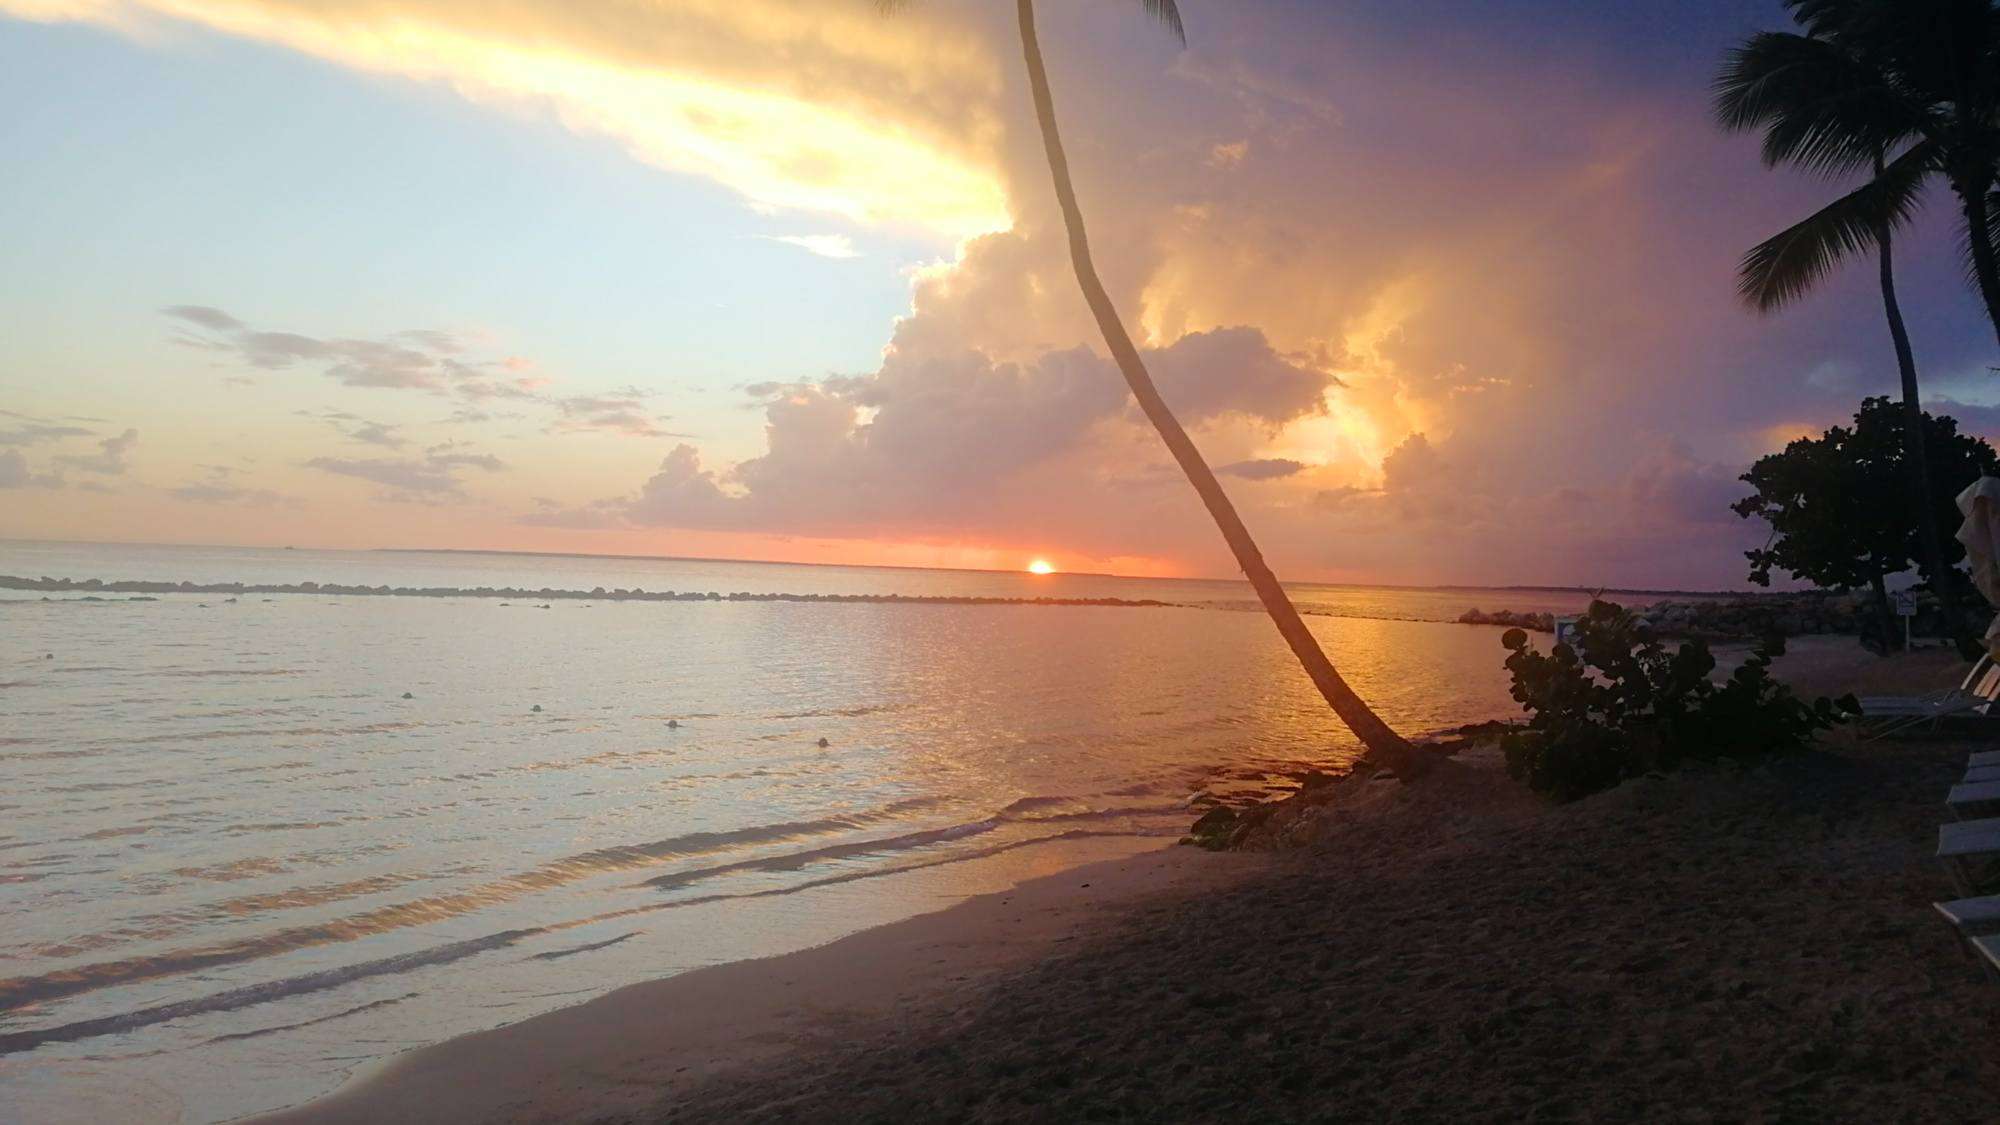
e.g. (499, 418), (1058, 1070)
(1026, 558), (1055, 575)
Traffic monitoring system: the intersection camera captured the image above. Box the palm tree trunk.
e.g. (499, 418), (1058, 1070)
(1013, 0), (1431, 777)
(1877, 182), (1969, 656)
(1870, 570), (1900, 655)
(1957, 177), (2000, 350)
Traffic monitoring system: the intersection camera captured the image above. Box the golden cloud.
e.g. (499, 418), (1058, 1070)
(3, 0), (1012, 237)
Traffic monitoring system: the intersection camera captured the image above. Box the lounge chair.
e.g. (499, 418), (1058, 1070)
(1949, 781), (2000, 820)
(1939, 817), (2000, 894)
(1860, 655), (2000, 740)
(1976, 935), (2000, 979)
(1935, 895), (2000, 934)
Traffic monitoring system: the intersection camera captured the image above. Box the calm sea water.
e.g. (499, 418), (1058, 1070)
(0, 541), (1636, 1122)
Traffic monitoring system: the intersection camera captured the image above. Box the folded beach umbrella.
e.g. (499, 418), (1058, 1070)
(1956, 476), (2000, 645)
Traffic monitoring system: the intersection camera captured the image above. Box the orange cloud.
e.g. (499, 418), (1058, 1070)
(2, 0), (1012, 237)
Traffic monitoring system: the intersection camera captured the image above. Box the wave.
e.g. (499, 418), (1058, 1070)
(0, 795), (955, 1016)
(0, 792), (1171, 1026)
(1, 825), (1158, 1054)
(0, 575), (1176, 609)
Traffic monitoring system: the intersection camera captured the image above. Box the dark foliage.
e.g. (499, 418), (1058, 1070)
(1733, 397), (1997, 590)
(1499, 601), (1854, 801)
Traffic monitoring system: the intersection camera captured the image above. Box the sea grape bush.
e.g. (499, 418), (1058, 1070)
(1498, 600), (1855, 801)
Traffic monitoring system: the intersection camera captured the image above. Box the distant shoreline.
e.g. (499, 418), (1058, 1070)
(0, 575), (1179, 609)
(0, 537), (1778, 597)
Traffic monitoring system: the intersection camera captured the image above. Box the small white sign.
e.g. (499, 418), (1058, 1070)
(1892, 589), (1919, 617)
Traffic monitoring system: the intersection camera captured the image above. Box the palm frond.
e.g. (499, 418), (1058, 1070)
(878, 0), (1184, 46)
(1956, 181), (2000, 298)
(1140, 0), (1186, 46)
(1738, 140), (1937, 312)
(1714, 30), (1923, 177)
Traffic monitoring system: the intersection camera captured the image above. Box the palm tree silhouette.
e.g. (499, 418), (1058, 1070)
(882, 0), (1433, 775)
(1716, 6), (1973, 653)
(1717, 0), (2000, 342)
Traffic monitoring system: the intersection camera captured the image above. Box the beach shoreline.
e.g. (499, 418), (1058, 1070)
(259, 638), (2000, 1124)
(250, 843), (1266, 1125)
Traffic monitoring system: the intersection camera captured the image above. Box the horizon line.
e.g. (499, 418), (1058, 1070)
(0, 536), (1769, 599)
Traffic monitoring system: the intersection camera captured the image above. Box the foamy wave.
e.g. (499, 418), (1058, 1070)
(0, 792), (1171, 1030)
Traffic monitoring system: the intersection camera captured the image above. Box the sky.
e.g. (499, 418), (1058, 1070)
(2, 0), (1997, 588)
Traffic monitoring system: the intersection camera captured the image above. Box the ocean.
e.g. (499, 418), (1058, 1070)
(0, 540), (1654, 1122)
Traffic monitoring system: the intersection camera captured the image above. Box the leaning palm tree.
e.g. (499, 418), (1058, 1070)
(882, 0), (1433, 775)
(1716, 9), (1974, 652)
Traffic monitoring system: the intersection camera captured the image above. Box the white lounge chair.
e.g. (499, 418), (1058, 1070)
(1948, 780), (2000, 819)
(1940, 817), (2000, 894)
(1934, 896), (2000, 933)
(1975, 935), (2000, 979)
(1861, 655), (2000, 740)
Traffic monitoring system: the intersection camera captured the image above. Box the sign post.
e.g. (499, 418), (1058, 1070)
(1892, 589), (1919, 649)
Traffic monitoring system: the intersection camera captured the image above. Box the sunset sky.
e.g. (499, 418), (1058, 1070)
(3, 0), (1997, 587)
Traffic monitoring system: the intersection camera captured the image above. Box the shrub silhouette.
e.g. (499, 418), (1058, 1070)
(1498, 600), (1855, 801)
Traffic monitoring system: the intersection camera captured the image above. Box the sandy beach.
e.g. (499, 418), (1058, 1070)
(252, 638), (2000, 1124)
(254, 844), (1263, 1125)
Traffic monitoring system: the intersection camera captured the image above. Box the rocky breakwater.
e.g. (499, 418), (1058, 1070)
(1460, 591), (1884, 640)
(0, 574), (1177, 610)
(1454, 608), (1555, 632)
(1636, 591), (1868, 639)
(1460, 588), (1997, 640)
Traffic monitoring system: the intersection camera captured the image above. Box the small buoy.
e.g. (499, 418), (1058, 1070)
(531, 704), (543, 713)
(666, 719), (680, 729)
(401, 691), (414, 700)
(45, 653), (54, 660)
(816, 737), (830, 748)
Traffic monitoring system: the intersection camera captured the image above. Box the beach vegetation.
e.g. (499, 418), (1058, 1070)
(1498, 601), (1854, 801)
(1732, 397), (1996, 651)
(1713, 0), (2000, 653)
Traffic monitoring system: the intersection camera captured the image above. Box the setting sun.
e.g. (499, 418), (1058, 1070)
(1026, 558), (1055, 575)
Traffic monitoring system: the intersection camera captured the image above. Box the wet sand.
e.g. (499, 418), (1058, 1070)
(254, 845), (1262, 1125)
(267, 638), (2000, 1123)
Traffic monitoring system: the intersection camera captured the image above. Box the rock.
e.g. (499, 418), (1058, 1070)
(1187, 806), (1238, 850)
(401, 692), (414, 700)
(1459, 608), (1556, 632)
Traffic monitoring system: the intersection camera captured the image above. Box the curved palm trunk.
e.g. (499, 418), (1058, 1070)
(1878, 180), (1969, 656)
(1013, 0), (1431, 777)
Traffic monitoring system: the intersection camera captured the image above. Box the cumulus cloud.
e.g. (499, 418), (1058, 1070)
(16, 1), (1978, 585)
(0, 449), (61, 489)
(0, 414), (94, 446)
(764, 234), (861, 259)
(9, 0), (1011, 238)
(172, 307), (682, 441)
(528, 322), (1337, 538)
(549, 389), (685, 439)
(1218, 458), (1306, 480)
(54, 428), (137, 475)
(169, 465), (294, 506)
(306, 444), (507, 502)
(300, 408), (408, 448)
(1622, 441), (1745, 527)
(165, 306), (544, 397)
